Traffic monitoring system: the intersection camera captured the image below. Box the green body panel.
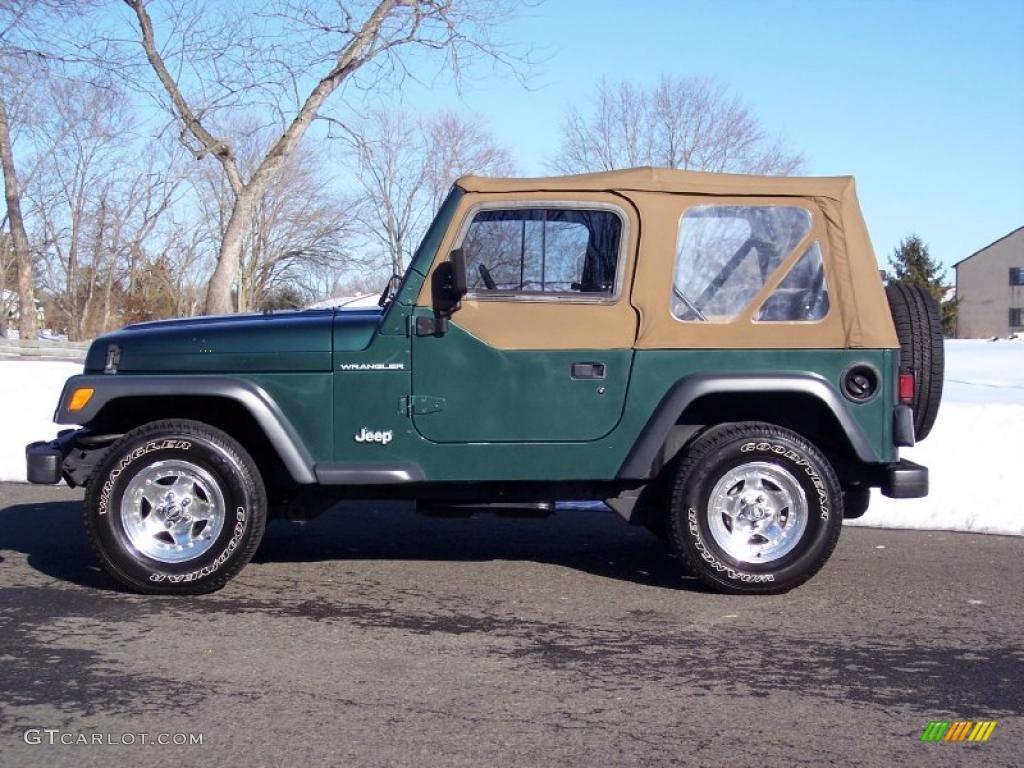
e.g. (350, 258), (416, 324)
(332, 330), (413, 460)
(83, 310), (355, 463)
(330, 300), (898, 477)
(248, 373), (336, 461)
(85, 311), (335, 373)
(625, 348), (897, 465)
(332, 308), (383, 350)
(411, 319), (632, 442)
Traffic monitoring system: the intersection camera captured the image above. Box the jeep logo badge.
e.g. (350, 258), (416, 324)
(354, 428), (393, 445)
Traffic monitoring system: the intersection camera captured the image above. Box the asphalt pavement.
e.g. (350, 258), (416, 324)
(1, 482), (1021, 767)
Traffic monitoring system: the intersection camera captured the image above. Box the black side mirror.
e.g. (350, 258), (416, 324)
(431, 248), (468, 315)
(419, 248), (468, 336)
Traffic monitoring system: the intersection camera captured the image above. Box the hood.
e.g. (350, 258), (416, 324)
(84, 308), (383, 373)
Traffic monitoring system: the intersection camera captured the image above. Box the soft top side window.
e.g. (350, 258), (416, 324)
(756, 241), (830, 322)
(460, 206), (623, 298)
(672, 204), (813, 322)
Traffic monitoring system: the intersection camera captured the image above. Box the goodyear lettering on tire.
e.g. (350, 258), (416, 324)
(149, 507), (248, 583)
(740, 441), (830, 520)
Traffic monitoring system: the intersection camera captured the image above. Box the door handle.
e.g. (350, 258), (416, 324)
(571, 362), (606, 380)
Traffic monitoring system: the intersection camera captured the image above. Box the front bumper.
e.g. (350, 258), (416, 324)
(25, 430), (119, 487)
(879, 459), (928, 498)
(25, 431), (78, 484)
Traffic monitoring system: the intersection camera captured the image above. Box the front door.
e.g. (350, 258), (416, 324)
(411, 197), (639, 443)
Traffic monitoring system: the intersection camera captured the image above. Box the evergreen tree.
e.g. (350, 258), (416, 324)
(888, 234), (958, 335)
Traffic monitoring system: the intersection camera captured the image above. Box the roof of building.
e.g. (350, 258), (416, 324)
(953, 225), (1024, 269)
(457, 166), (856, 200)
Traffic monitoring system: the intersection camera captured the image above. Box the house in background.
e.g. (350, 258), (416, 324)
(954, 226), (1024, 338)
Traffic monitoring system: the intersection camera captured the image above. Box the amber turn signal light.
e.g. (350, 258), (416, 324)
(68, 387), (95, 411)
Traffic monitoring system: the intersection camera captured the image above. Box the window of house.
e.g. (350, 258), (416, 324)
(460, 207), (623, 298)
(755, 241), (830, 322)
(672, 205), (813, 322)
(1011, 308), (1024, 328)
(1010, 267), (1024, 286)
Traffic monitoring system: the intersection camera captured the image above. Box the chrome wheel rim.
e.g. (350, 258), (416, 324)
(707, 461), (808, 565)
(120, 460), (226, 563)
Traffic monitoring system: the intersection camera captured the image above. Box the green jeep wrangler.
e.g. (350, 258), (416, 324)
(26, 168), (943, 595)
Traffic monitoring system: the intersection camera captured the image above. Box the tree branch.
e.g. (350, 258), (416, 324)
(122, 0), (244, 194)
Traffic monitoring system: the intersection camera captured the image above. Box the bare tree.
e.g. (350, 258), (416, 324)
(338, 106), (513, 275)
(1, 0), (96, 341)
(0, 95), (36, 341)
(185, 119), (362, 311)
(29, 80), (130, 338)
(116, 0), (519, 314)
(22, 72), (186, 338)
(553, 75), (803, 176)
(0, 229), (16, 336)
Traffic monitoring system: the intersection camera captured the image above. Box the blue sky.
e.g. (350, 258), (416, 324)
(392, 0), (1024, 274)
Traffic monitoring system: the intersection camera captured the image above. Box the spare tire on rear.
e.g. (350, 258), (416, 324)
(884, 283), (944, 441)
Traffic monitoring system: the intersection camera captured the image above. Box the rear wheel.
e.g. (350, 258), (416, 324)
(668, 422), (843, 594)
(84, 419), (267, 595)
(885, 283), (944, 440)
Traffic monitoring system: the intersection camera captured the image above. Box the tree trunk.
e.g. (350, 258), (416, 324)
(0, 98), (38, 344)
(205, 189), (256, 314)
(78, 196), (107, 338)
(0, 232), (9, 339)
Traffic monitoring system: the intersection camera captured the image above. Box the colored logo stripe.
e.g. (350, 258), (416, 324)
(945, 721), (972, 741)
(920, 720), (996, 742)
(969, 721), (997, 742)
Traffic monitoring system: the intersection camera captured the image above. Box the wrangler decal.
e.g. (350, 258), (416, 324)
(98, 440), (192, 516)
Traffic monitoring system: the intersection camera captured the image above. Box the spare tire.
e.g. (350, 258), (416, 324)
(884, 283), (944, 440)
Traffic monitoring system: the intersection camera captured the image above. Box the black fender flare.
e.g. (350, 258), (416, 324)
(54, 375), (318, 484)
(617, 372), (881, 480)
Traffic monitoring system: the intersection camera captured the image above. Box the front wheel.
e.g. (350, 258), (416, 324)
(668, 423), (843, 594)
(84, 419), (267, 594)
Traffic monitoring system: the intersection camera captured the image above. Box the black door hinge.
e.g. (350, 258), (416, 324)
(400, 395), (447, 417)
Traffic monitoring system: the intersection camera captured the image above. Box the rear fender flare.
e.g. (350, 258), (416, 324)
(617, 372), (880, 480)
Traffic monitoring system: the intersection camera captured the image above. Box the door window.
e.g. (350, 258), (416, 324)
(460, 207), (623, 298)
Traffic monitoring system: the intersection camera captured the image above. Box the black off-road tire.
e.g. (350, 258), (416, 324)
(84, 419), (267, 595)
(885, 283), (944, 440)
(668, 422), (844, 594)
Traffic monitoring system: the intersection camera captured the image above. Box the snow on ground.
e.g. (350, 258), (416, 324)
(0, 361), (82, 483)
(0, 341), (1021, 534)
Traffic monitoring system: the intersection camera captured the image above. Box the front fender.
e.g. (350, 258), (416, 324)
(54, 375), (317, 484)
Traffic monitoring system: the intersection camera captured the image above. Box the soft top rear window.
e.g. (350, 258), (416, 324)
(672, 205), (813, 322)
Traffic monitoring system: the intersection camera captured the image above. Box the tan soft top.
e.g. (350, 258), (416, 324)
(452, 167), (897, 350)
(458, 167), (855, 200)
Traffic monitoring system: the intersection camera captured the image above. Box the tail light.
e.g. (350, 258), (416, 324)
(898, 373), (915, 404)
